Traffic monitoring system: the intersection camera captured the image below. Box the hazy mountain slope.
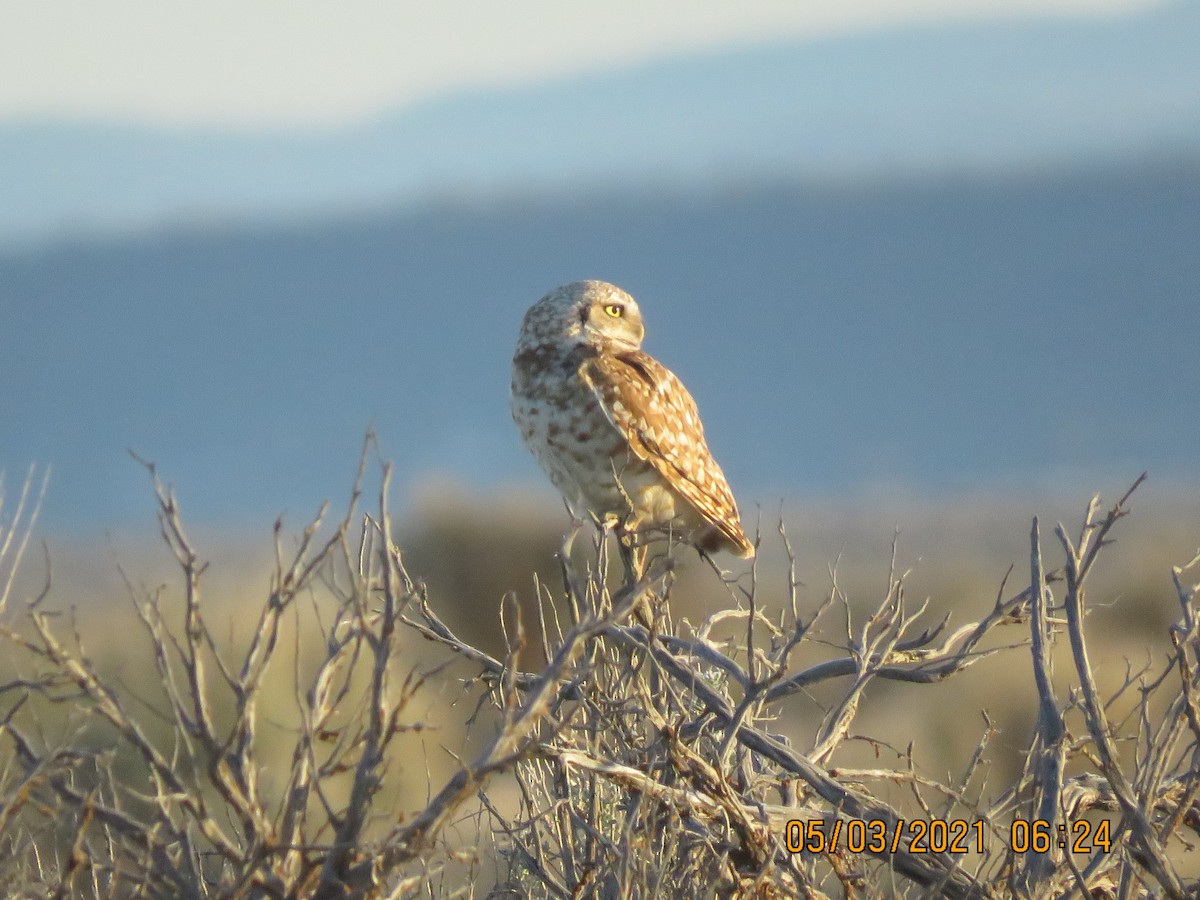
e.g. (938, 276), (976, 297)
(2, 1), (1198, 246)
(2, 159), (1197, 529)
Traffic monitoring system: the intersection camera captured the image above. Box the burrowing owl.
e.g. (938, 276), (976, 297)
(510, 280), (753, 558)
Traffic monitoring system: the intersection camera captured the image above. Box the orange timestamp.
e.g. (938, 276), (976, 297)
(787, 818), (985, 855)
(1009, 818), (1112, 854)
(786, 817), (1114, 855)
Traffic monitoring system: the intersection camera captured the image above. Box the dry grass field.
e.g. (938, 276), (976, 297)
(2, 455), (1198, 897)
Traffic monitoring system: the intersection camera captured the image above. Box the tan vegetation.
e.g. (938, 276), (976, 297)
(1, 450), (1198, 897)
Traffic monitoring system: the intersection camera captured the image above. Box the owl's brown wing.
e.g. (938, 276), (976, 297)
(580, 350), (753, 557)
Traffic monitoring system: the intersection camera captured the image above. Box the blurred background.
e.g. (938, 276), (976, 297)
(1, 0), (1198, 593)
(2, 0), (1198, 532)
(2, 1), (1199, 860)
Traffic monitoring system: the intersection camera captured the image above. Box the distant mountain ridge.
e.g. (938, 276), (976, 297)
(3, 158), (1198, 529)
(2, 1), (1198, 248)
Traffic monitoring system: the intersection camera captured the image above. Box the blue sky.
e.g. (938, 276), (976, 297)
(0, 0), (1161, 128)
(1, 0), (1195, 532)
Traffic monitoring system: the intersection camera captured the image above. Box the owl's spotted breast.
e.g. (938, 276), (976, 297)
(510, 281), (753, 558)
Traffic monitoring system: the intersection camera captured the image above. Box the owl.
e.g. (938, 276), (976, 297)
(510, 280), (753, 559)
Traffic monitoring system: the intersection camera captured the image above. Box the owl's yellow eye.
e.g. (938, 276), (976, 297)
(603, 303), (625, 318)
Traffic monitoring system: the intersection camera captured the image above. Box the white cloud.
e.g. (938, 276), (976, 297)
(0, 0), (1164, 128)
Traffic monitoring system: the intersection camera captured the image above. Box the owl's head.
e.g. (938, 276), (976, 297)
(520, 281), (645, 353)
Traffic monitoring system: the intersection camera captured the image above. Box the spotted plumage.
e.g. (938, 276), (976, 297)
(510, 280), (753, 558)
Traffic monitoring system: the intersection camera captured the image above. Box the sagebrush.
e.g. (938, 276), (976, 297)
(1, 456), (1198, 898)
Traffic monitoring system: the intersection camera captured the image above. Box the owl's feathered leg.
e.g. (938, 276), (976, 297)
(623, 530), (653, 579)
(613, 518), (643, 582)
(613, 518), (655, 627)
